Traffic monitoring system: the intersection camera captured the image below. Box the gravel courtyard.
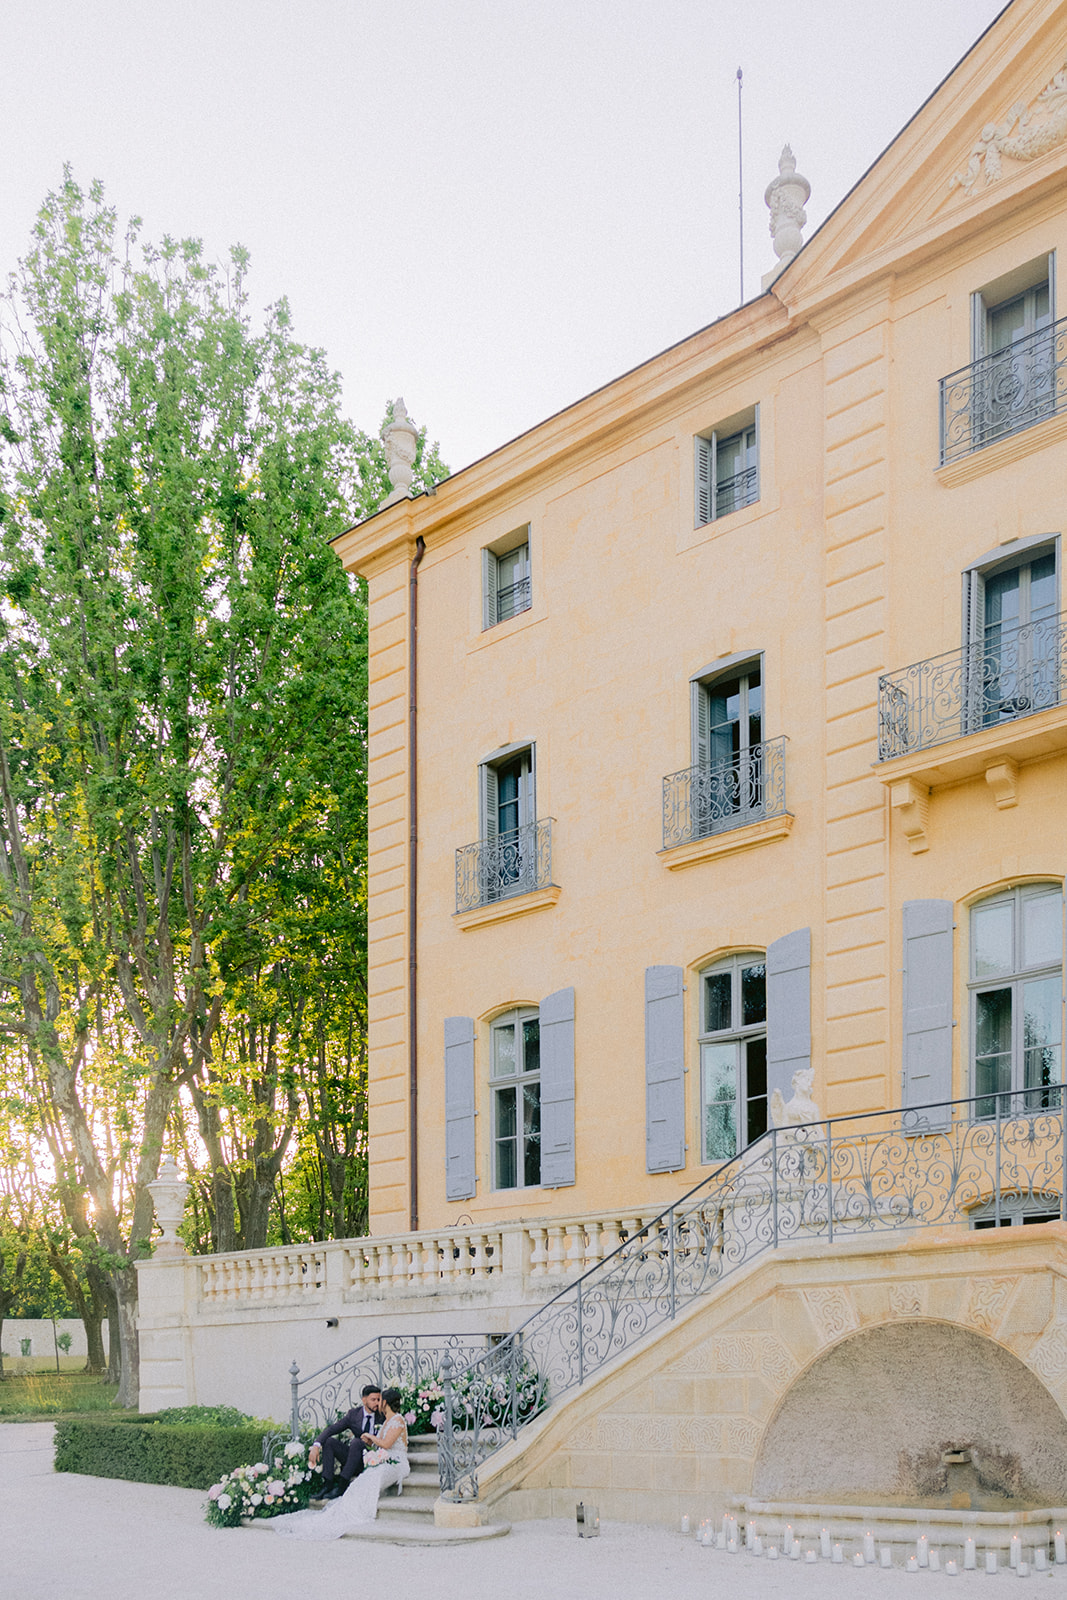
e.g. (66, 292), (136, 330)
(3, 1423), (1062, 1600)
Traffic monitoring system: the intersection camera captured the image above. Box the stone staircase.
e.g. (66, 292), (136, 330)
(295, 1436), (509, 1545)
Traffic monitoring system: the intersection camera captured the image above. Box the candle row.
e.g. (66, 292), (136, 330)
(679, 1515), (1067, 1572)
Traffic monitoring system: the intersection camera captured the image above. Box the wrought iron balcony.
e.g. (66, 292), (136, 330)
(662, 736), (787, 850)
(455, 817), (553, 913)
(495, 574), (532, 622)
(878, 613), (1066, 760)
(939, 316), (1067, 466)
(715, 464), (759, 518)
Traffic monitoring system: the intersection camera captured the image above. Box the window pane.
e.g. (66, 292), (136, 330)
(1023, 975), (1062, 1103)
(1022, 891), (1062, 970)
(745, 1035), (768, 1147)
(702, 1041), (738, 1162)
(741, 962), (767, 1026)
(1030, 553), (1056, 624)
(975, 987), (1012, 1113)
(704, 971), (732, 1034)
(496, 1086), (517, 1139)
(972, 900), (1013, 978)
(493, 1023), (516, 1078)
(521, 1017), (540, 1075)
(495, 1088), (517, 1189)
(523, 1083), (541, 1187)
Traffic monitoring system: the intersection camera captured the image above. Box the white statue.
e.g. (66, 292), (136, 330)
(770, 1067), (821, 1129)
(764, 145), (811, 271)
(381, 397), (419, 507)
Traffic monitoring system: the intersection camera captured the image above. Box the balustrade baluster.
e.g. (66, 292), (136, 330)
(564, 1223), (586, 1273)
(545, 1226), (566, 1275)
(486, 1229), (502, 1274)
(471, 1232), (488, 1279)
(527, 1226), (548, 1277)
(419, 1235), (438, 1283)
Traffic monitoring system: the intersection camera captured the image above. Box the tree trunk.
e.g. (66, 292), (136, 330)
(111, 1267), (139, 1409)
(104, 1280), (121, 1387)
(83, 1263), (111, 1377)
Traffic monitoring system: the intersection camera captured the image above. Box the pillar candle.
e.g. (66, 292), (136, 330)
(1055, 1531), (1066, 1565)
(945, 1560), (959, 1576)
(929, 1550), (941, 1573)
(716, 1532), (725, 1550)
(681, 1515), (690, 1535)
(906, 1556), (919, 1573)
(986, 1552), (999, 1574)
(727, 1538), (738, 1555)
(785, 1523), (794, 1554)
(821, 1528), (832, 1559)
(853, 1553), (866, 1567)
(701, 1530), (713, 1548)
(806, 1550), (817, 1563)
(964, 1537), (977, 1569)
(746, 1520), (756, 1550)
(833, 1544), (844, 1564)
(790, 1544), (801, 1561)
(863, 1532), (876, 1564)
(754, 1536), (763, 1557)
(880, 1548), (893, 1569)
(1034, 1548), (1048, 1571)
(1010, 1534), (1022, 1569)
(1017, 1561), (1029, 1577)
(917, 1535), (930, 1568)
(767, 1546), (779, 1561)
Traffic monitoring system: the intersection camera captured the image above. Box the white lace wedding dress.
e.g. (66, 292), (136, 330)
(273, 1420), (410, 1541)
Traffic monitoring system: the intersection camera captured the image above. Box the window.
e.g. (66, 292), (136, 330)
(699, 953), (767, 1162)
(480, 745), (537, 900)
(490, 1008), (540, 1189)
(971, 255), (1056, 449)
(963, 539), (1059, 729)
(969, 884), (1064, 1118)
(690, 657), (765, 831)
(971, 1195), (1062, 1228)
(482, 526), (532, 628)
(695, 406), (759, 527)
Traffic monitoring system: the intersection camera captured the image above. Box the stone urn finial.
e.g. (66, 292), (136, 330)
(763, 145), (811, 286)
(148, 1156), (189, 1258)
(381, 397), (419, 508)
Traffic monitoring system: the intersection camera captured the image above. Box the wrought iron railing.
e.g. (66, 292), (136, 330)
(287, 1333), (500, 1437)
(662, 736), (787, 849)
(495, 575), (532, 622)
(715, 464), (759, 518)
(455, 816), (554, 913)
(939, 316), (1067, 466)
(877, 613), (1065, 759)
(433, 1088), (1067, 1498)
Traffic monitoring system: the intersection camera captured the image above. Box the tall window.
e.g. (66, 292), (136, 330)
(692, 659), (763, 830)
(482, 528), (532, 628)
(491, 1008), (540, 1189)
(972, 257), (1055, 448)
(700, 953), (767, 1162)
(695, 406), (759, 527)
(970, 884), (1064, 1118)
(964, 543), (1058, 729)
(480, 746), (535, 899)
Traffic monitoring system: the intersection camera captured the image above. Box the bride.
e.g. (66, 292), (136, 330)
(274, 1386), (410, 1541)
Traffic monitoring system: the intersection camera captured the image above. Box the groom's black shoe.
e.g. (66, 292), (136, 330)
(324, 1481), (348, 1500)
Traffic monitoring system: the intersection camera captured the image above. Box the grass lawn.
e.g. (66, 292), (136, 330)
(0, 1370), (128, 1420)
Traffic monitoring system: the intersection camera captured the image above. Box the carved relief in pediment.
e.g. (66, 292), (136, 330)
(950, 60), (1067, 195)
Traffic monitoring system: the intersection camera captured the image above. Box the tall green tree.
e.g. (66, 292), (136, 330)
(0, 172), (445, 1404)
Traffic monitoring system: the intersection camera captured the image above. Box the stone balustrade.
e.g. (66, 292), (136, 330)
(196, 1208), (666, 1309)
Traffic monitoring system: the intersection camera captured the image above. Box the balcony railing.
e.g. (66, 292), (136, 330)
(939, 316), (1067, 465)
(662, 736), (787, 850)
(715, 464), (759, 518)
(495, 575), (531, 622)
(878, 613), (1066, 760)
(455, 816), (554, 913)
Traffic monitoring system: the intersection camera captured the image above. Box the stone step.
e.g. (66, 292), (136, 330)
(243, 1517), (510, 1546)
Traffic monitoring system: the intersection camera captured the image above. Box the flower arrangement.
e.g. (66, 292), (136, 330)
(205, 1439), (322, 1528)
(385, 1359), (544, 1435)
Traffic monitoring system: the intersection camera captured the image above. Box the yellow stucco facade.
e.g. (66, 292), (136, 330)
(336, 0), (1067, 1239)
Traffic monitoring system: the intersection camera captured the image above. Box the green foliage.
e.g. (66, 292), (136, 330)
(0, 1371), (119, 1416)
(56, 1331), (72, 1353)
(54, 1416), (271, 1488)
(151, 1403), (254, 1427)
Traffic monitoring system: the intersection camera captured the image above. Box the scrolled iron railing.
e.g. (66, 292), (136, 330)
(940, 315), (1067, 466)
(877, 613), (1065, 759)
(662, 736), (787, 850)
(455, 816), (554, 913)
(287, 1332), (501, 1438)
(433, 1088), (1067, 1499)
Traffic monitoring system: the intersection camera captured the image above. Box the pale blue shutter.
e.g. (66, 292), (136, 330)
(481, 547), (498, 629)
(645, 965), (686, 1173)
(539, 987), (575, 1188)
(902, 900), (954, 1130)
(481, 763), (498, 839)
(690, 681), (710, 768)
(444, 1016), (476, 1201)
(695, 436), (713, 527)
(766, 929), (812, 1109)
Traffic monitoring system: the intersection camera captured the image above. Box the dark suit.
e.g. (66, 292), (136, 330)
(315, 1404), (381, 1485)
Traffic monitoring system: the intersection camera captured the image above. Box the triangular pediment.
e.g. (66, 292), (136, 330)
(777, 0), (1067, 295)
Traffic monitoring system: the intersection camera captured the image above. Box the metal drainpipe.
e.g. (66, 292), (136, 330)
(408, 535), (426, 1233)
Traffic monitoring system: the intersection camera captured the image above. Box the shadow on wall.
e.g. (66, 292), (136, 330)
(753, 1321), (1067, 1506)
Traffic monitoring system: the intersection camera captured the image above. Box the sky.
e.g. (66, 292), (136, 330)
(3, 1), (1011, 475)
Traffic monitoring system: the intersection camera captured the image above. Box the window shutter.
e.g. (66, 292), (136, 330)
(902, 900), (954, 1131)
(766, 928), (812, 1109)
(444, 1016), (476, 1201)
(539, 986), (575, 1188)
(645, 965), (686, 1173)
(691, 681), (710, 769)
(481, 763), (498, 840)
(695, 436), (713, 528)
(481, 547), (498, 629)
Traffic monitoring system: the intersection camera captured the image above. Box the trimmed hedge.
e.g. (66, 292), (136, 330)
(54, 1416), (272, 1489)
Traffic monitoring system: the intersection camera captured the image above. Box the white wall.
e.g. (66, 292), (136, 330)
(0, 1317), (109, 1362)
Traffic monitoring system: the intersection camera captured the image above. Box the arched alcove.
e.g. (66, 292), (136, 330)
(753, 1321), (1067, 1504)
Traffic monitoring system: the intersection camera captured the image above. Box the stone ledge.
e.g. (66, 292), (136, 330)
(937, 407), (1067, 487)
(876, 706), (1067, 794)
(453, 884), (561, 931)
(658, 813), (794, 871)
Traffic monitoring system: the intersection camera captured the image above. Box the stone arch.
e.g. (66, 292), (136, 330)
(752, 1319), (1067, 1504)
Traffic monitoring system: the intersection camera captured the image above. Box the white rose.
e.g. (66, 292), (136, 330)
(284, 1441), (304, 1458)
(217, 1494), (232, 1510)
(268, 1480), (285, 1497)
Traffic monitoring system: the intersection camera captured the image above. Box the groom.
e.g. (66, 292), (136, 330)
(308, 1384), (383, 1499)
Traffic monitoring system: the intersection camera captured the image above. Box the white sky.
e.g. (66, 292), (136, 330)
(3, 1), (1010, 474)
